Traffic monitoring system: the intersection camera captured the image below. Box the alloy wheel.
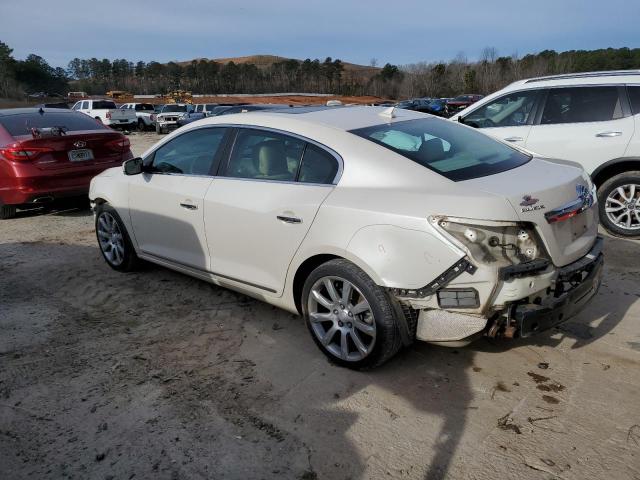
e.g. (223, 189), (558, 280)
(97, 212), (125, 266)
(605, 183), (640, 231)
(307, 276), (376, 362)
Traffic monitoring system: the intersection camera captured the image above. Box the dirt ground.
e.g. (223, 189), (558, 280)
(1, 133), (640, 480)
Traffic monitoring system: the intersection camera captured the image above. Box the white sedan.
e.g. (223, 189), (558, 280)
(90, 106), (603, 369)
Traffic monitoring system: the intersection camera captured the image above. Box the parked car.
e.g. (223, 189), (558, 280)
(451, 70), (640, 238)
(71, 99), (137, 129)
(192, 104), (219, 116)
(394, 98), (433, 113)
(119, 103), (156, 131)
(423, 98), (448, 117)
(446, 94), (484, 116)
(0, 108), (132, 219)
(154, 104), (190, 134)
(90, 106), (602, 369)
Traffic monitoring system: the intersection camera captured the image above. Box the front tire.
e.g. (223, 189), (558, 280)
(302, 259), (403, 369)
(597, 171), (640, 238)
(95, 204), (139, 271)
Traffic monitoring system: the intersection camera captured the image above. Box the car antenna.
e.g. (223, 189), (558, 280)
(379, 106), (396, 119)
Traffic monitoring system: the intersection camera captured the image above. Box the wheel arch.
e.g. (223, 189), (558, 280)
(592, 157), (640, 187)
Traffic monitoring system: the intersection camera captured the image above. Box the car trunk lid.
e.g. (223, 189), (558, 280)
(462, 157), (598, 267)
(13, 130), (129, 170)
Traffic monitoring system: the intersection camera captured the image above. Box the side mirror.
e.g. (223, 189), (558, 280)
(123, 157), (144, 175)
(457, 116), (465, 124)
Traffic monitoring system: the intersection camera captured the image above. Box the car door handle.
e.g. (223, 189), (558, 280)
(277, 215), (302, 224)
(179, 202), (198, 210)
(504, 136), (523, 142)
(596, 131), (622, 137)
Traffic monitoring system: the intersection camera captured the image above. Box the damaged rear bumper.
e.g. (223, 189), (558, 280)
(514, 237), (603, 337)
(407, 236), (604, 344)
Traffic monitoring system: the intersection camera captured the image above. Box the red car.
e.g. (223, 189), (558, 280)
(0, 108), (132, 219)
(445, 94), (484, 116)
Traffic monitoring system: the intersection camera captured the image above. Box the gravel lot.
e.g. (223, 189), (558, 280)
(1, 132), (640, 480)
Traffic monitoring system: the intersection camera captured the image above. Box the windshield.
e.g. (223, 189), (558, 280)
(161, 105), (188, 113)
(350, 118), (531, 181)
(0, 111), (105, 136)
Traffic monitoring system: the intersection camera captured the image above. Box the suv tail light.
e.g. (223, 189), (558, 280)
(0, 145), (53, 161)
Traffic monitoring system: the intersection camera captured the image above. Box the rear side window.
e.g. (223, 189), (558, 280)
(299, 144), (339, 184)
(0, 112), (105, 136)
(226, 129), (305, 181)
(350, 118), (531, 182)
(541, 87), (622, 124)
(92, 101), (117, 109)
(628, 86), (640, 115)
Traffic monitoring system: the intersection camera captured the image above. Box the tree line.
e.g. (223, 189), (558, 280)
(1, 39), (640, 101)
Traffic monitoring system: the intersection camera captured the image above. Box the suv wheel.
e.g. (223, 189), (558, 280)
(301, 259), (402, 369)
(137, 119), (146, 131)
(0, 204), (17, 219)
(597, 171), (640, 238)
(95, 204), (139, 271)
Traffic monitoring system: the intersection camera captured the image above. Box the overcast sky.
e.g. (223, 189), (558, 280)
(1, 0), (638, 68)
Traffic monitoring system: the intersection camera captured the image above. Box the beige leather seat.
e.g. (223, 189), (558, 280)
(254, 141), (293, 181)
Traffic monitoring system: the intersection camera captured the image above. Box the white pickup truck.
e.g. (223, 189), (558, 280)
(119, 102), (156, 131)
(71, 99), (137, 129)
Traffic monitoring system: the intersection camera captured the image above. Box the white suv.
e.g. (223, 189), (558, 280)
(451, 71), (640, 238)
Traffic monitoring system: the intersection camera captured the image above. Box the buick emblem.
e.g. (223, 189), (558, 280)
(520, 195), (539, 207)
(73, 140), (87, 148)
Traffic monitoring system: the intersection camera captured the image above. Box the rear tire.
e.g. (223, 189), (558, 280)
(597, 171), (640, 238)
(301, 259), (403, 370)
(0, 205), (17, 219)
(137, 119), (146, 132)
(95, 203), (139, 271)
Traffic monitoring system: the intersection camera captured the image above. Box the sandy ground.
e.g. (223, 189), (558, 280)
(1, 133), (640, 480)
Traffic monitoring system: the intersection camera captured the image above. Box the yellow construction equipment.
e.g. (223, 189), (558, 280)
(164, 90), (193, 104)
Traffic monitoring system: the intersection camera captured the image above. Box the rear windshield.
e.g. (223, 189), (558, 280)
(92, 101), (117, 109)
(0, 111), (105, 136)
(350, 118), (531, 181)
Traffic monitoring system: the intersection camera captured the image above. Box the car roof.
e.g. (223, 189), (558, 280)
(503, 69), (640, 91)
(232, 105), (428, 131)
(0, 108), (78, 117)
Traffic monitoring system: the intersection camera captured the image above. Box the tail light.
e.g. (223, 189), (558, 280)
(106, 111), (112, 119)
(150, 114), (156, 122)
(0, 145), (53, 161)
(105, 136), (131, 152)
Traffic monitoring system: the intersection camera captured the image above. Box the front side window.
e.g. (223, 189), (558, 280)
(225, 129), (305, 181)
(350, 118), (531, 182)
(150, 128), (228, 176)
(299, 144), (339, 184)
(72, 102), (81, 111)
(628, 86), (640, 115)
(541, 86), (622, 124)
(464, 90), (539, 128)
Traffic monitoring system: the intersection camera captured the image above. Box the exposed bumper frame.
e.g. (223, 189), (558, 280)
(514, 236), (604, 337)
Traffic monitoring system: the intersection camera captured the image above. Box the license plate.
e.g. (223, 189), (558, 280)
(68, 149), (94, 162)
